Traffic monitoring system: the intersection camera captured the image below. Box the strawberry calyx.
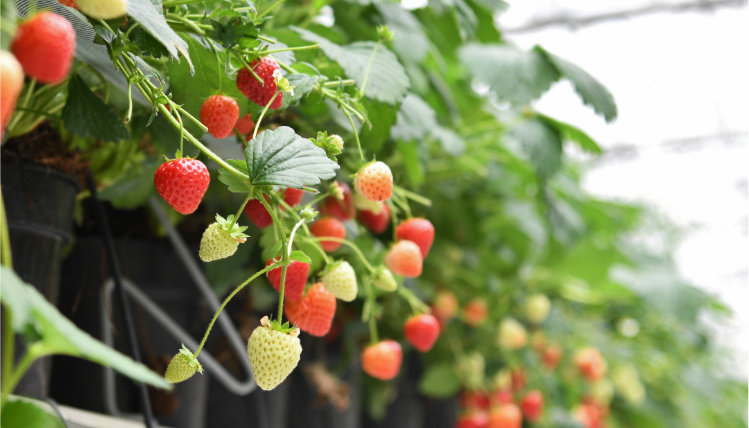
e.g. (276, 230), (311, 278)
(261, 315), (300, 336)
(215, 214), (250, 242)
(310, 131), (344, 161)
(178, 343), (204, 374)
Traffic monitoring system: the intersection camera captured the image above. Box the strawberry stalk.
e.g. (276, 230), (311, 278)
(307, 237), (376, 274)
(0, 194), (12, 268)
(252, 91), (281, 140)
(230, 194), (254, 229)
(277, 199), (332, 265)
(341, 107), (365, 164)
(257, 195), (291, 324)
(255, 0), (286, 21)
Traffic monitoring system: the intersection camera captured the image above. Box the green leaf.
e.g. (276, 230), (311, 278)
(281, 73), (320, 108)
(397, 140), (424, 187)
(536, 47), (618, 122)
(62, 74), (130, 142)
(0, 267), (172, 390)
(391, 93), (436, 142)
(536, 113), (602, 154)
(453, 0), (478, 40)
(432, 126), (465, 155)
(509, 118), (562, 181)
(359, 99), (398, 152)
(167, 35), (248, 135)
(206, 10), (259, 49)
(459, 43), (560, 106)
(97, 161), (159, 209)
(218, 160), (252, 193)
(294, 27), (410, 105)
(128, 0), (191, 69)
(244, 126), (339, 188)
(128, 26), (170, 59)
(418, 364), (461, 398)
(289, 250), (312, 264)
(376, 4), (429, 63)
(0, 400), (64, 428)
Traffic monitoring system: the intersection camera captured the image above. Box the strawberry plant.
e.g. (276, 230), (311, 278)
(0, 0), (746, 427)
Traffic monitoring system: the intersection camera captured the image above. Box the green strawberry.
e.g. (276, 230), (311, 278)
(321, 261), (358, 302)
(373, 266), (397, 292)
(165, 344), (203, 383)
(247, 316), (302, 391)
(199, 214), (249, 262)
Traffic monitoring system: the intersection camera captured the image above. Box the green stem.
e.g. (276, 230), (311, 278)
(0, 193), (13, 269)
(365, 279), (378, 344)
(341, 108), (365, 164)
(397, 287), (430, 315)
(308, 237), (375, 273)
(320, 88), (365, 121)
(323, 80), (356, 87)
(358, 40), (382, 99)
(256, 0), (286, 21)
(231, 194), (253, 229)
(274, 58), (297, 74)
(194, 264), (278, 357)
(258, 196), (290, 324)
(1, 343), (46, 405)
(2, 309), (13, 399)
(6, 79), (35, 132)
(287, 219), (305, 258)
(262, 44), (319, 55)
(166, 13), (205, 35)
(230, 50), (264, 84)
(368, 316), (378, 344)
(277, 200), (332, 265)
(252, 91), (280, 140)
(124, 80), (133, 123)
(163, 0), (207, 7)
(257, 35), (278, 44)
(393, 185), (432, 207)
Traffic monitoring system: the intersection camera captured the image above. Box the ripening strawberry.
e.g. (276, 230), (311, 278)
(542, 343), (563, 369)
(524, 294), (550, 324)
(1, 51), (24, 138)
(487, 403), (521, 428)
(154, 158), (211, 215)
(200, 95), (240, 139)
(247, 317), (301, 391)
(320, 261), (357, 302)
(361, 339), (402, 381)
(520, 390), (544, 422)
(354, 161), (393, 202)
(497, 318), (528, 350)
(236, 57), (283, 109)
(385, 240), (422, 278)
(403, 314), (440, 352)
(198, 215), (249, 262)
(11, 12), (75, 84)
(310, 217), (346, 252)
(463, 298), (488, 327)
(235, 113), (255, 134)
(574, 403), (602, 428)
(433, 290), (458, 321)
(460, 390), (489, 410)
(358, 202), (390, 235)
(58, 0), (79, 8)
(164, 345), (203, 383)
(511, 369), (526, 392)
(319, 182), (355, 220)
(285, 283), (336, 337)
(266, 259), (310, 302)
(457, 411), (489, 428)
(395, 218), (434, 258)
(76, 0), (127, 19)
(575, 348), (606, 382)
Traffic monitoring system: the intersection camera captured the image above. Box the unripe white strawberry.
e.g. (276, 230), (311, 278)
(164, 344), (203, 383)
(524, 294), (550, 324)
(497, 318), (528, 350)
(199, 214), (249, 262)
(372, 266), (397, 292)
(354, 161), (393, 202)
(77, 0), (128, 19)
(456, 352), (485, 390)
(321, 261), (358, 302)
(247, 316), (302, 391)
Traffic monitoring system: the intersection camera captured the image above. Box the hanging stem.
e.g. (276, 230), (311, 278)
(262, 44), (319, 55)
(256, 0), (286, 21)
(0, 193), (12, 268)
(257, 196), (290, 324)
(194, 263), (279, 357)
(1, 343), (46, 406)
(230, 193), (253, 229)
(307, 237), (375, 273)
(2, 309), (13, 400)
(252, 91), (280, 140)
(358, 40), (382, 99)
(342, 108), (365, 164)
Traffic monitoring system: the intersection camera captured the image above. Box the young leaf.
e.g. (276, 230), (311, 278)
(536, 113), (602, 154)
(244, 126), (339, 189)
(289, 251), (312, 264)
(294, 27), (410, 105)
(62, 74), (130, 142)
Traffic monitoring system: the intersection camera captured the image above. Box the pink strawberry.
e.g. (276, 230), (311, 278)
(236, 57), (283, 109)
(266, 259), (310, 302)
(354, 161), (393, 202)
(395, 218), (434, 258)
(361, 340), (402, 381)
(310, 217), (346, 252)
(385, 240), (423, 278)
(403, 314), (440, 352)
(11, 12), (76, 84)
(235, 113), (255, 134)
(358, 202), (390, 235)
(154, 158), (211, 215)
(1, 51), (24, 138)
(200, 95), (240, 139)
(285, 283), (336, 337)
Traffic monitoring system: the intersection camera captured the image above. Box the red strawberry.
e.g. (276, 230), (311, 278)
(58, 0), (78, 8)
(463, 298), (487, 327)
(282, 188), (304, 207)
(489, 389), (514, 406)
(266, 259), (310, 302)
(318, 182), (355, 220)
(574, 403), (602, 428)
(245, 196), (273, 228)
(385, 240), (422, 278)
(460, 390), (490, 410)
(200, 95), (239, 139)
(235, 113), (255, 134)
(395, 218), (434, 258)
(361, 339), (402, 381)
(236, 57), (283, 109)
(1, 51), (24, 138)
(285, 282), (336, 336)
(310, 217), (346, 252)
(403, 314), (440, 352)
(519, 390), (544, 422)
(154, 158), (210, 215)
(457, 411), (489, 428)
(354, 161), (393, 202)
(541, 343), (563, 369)
(11, 12), (75, 84)
(487, 403), (521, 428)
(358, 202), (390, 235)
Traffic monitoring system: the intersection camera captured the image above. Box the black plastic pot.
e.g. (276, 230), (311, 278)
(1, 162), (79, 399)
